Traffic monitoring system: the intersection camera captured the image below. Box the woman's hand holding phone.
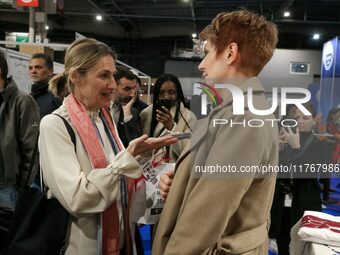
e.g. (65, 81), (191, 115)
(156, 106), (174, 130)
(281, 127), (300, 149)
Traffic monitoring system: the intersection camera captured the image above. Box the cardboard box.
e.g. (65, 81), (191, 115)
(19, 45), (54, 59)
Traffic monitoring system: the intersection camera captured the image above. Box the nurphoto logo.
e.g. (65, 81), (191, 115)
(193, 82), (312, 128)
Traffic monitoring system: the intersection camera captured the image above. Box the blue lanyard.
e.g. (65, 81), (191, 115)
(99, 112), (120, 154)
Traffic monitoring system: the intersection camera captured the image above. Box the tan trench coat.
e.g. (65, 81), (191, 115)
(153, 77), (279, 255)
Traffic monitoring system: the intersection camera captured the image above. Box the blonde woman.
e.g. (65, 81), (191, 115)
(40, 38), (176, 255)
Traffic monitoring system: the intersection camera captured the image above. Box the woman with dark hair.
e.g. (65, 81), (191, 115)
(327, 107), (340, 164)
(270, 102), (329, 255)
(141, 73), (196, 161)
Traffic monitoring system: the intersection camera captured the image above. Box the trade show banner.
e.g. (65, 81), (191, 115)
(319, 37), (340, 122)
(333, 38), (340, 108)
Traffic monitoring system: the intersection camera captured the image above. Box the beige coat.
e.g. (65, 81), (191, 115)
(153, 77), (278, 255)
(141, 102), (196, 161)
(39, 105), (142, 255)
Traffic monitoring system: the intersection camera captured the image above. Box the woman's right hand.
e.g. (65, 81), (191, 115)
(281, 127), (300, 149)
(159, 171), (174, 201)
(156, 107), (174, 131)
(127, 134), (177, 157)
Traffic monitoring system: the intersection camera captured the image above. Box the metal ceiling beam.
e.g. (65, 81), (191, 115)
(60, 12), (209, 21)
(108, 0), (138, 30)
(278, 0), (295, 14)
(190, 0), (197, 31)
(87, 0), (124, 32)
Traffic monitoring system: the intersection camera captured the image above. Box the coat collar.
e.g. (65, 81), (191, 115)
(30, 81), (49, 98)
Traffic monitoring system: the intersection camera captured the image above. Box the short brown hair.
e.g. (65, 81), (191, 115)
(199, 9), (278, 75)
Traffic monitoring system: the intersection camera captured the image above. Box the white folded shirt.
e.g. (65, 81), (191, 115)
(298, 210), (340, 247)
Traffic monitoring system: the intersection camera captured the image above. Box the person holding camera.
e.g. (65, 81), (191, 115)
(269, 102), (329, 255)
(140, 73), (196, 162)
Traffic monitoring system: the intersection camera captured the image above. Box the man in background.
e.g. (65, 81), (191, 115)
(111, 66), (145, 254)
(0, 50), (40, 209)
(133, 75), (148, 113)
(112, 66), (142, 147)
(29, 53), (61, 118)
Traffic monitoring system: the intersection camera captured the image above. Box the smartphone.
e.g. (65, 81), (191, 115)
(158, 99), (172, 112)
(159, 132), (191, 140)
(171, 133), (191, 140)
(281, 117), (297, 133)
(284, 125), (297, 134)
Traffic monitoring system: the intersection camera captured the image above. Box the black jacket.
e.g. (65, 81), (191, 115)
(133, 97), (148, 114)
(30, 81), (62, 118)
(114, 106), (142, 148)
(270, 132), (329, 237)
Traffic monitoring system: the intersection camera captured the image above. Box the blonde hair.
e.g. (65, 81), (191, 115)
(49, 38), (116, 98)
(199, 9), (278, 75)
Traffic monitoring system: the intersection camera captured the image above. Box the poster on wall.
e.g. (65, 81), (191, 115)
(16, 0), (39, 7)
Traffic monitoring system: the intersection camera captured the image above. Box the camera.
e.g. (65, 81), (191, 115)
(158, 99), (173, 112)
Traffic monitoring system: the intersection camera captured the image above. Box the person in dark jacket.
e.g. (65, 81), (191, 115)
(29, 53), (62, 187)
(111, 66), (143, 148)
(133, 75), (148, 113)
(270, 102), (329, 255)
(0, 50), (40, 209)
(29, 53), (62, 118)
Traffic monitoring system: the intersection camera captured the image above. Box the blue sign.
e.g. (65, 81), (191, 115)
(319, 37), (340, 122)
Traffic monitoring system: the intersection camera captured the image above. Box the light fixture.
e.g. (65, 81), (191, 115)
(283, 11), (290, 17)
(45, 25), (49, 30)
(96, 15), (103, 21)
(183, 0), (190, 2)
(313, 33), (320, 40)
(192, 33), (197, 38)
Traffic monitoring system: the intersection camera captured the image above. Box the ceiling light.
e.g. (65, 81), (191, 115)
(313, 33), (320, 40)
(183, 0), (190, 2)
(192, 33), (197, 38)
(96, 15), (103, 21)
(283, 11), (290, 17)
(45, 25), (49, 30)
